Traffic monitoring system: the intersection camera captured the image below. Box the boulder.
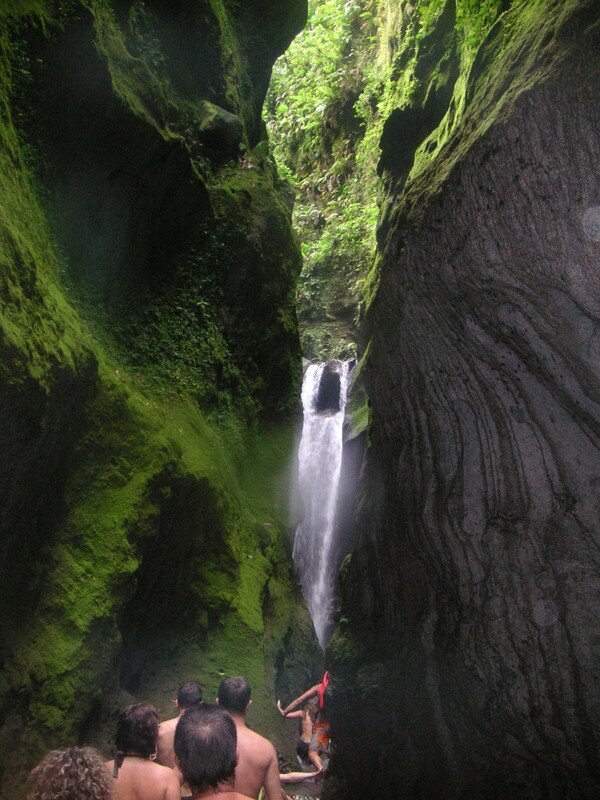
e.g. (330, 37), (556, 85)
(315, 360), (343, 413)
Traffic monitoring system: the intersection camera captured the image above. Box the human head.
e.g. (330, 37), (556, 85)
(174, 703), (237, 795)
(217, 676), (251, 716)
(115, 702), (159, 757)
(27, 747), (112, 800)
(177, 682), (203, 711)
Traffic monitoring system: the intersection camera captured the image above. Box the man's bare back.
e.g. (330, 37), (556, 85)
(155, 684), (203, 797)
(157, 717), (191, 797)
(233, 723), (281, 800)
(106, 756), (180, 800)
(157, 717), (179, 768)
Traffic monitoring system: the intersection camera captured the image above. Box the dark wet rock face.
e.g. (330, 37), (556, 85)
(315, 361), (343, 413)
(329, 8), (600, 800)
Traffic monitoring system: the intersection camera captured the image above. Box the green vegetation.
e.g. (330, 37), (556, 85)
(2, 2), (582, 794)
(266, 0), (507, 358)
(0, 2), (312, 795)
(267, 0), (378, 360)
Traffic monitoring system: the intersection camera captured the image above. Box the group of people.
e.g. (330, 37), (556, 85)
(26, 673), (332, 800)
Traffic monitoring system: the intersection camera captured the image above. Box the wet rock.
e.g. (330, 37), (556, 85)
(330, 6), (600, 800)
(197, 102), (244, 152)
(315, 361), (342, 413)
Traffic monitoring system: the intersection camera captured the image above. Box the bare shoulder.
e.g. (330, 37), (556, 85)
(152, 761), (179, 784)
(240, 726), (273, 746)
(243, 728), (277, 759)
(159, 717), (178, 732)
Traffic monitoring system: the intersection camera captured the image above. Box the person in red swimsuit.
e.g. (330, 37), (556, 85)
(278, 672), (332, 773)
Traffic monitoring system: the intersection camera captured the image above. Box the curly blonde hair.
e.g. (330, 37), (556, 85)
(27, 746), (112, 800)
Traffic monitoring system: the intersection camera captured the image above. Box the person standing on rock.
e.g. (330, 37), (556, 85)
(217, 676), (283, 800)
(174, 703), (251, 800)
(107, 703), (180, 800)
(276, 696), (319, 768)
(157, 682), (203, 796)
(278, 671), (332, 773)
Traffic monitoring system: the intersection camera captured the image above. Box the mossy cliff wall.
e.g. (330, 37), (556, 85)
(0, 1), (316, 796)
(328, 1), (600, 799)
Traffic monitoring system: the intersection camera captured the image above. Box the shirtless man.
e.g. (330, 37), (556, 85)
(157, 682), (202, 796)
(106, 703), (180, 800)
(217, 676), (283, 800)
(174, 703), (251, 800)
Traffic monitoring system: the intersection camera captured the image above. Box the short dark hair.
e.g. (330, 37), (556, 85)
(177, 682), (203, 709)
(115, 703), (159, 757)
(174, 704), (237, 793)
(217, 676), (251, 715)
(27, 747), (112, 800)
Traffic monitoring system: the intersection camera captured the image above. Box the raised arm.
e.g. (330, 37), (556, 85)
(277, 700), (303, 719)
(280, 684), (320, 716)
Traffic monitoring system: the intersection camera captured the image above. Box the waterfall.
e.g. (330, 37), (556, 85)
(293, 360), (350, 649)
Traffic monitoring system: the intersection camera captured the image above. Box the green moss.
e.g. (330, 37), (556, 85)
(267, 0), (377, 358)
(0, 2), (310, 795)
(0, 1), (53, 25)
(403, 0), (587, 212)
(268, 0), (585, 365)
(267, 0), (527, 349)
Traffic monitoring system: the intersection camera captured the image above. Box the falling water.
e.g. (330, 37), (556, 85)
(293, 360), (350, 649)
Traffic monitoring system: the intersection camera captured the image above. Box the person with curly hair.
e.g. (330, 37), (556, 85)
(27, 746), (112, 800)
(107, 702), (180, 800)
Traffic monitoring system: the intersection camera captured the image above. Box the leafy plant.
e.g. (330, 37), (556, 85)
(266, 0), (507, 359)
(266, 0), (380, 359)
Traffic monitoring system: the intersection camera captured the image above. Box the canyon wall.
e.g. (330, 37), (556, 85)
(329, 1), (600, 798)
(0, 2), (315, 796)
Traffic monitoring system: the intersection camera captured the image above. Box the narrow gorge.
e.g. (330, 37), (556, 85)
(1, 2), (599, 800)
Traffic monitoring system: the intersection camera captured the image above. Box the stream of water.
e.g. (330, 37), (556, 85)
(293, 360), (351, 649)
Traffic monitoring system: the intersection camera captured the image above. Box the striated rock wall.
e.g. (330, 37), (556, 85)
(0, 1), (314, 796)
(330, 1), (600, 798)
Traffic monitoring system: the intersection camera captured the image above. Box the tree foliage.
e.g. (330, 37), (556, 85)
(266, 0), (507, 359)
(266, 0), (378, 359)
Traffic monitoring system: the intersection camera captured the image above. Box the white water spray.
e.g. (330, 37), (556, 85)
(293, 360), (350, 648)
